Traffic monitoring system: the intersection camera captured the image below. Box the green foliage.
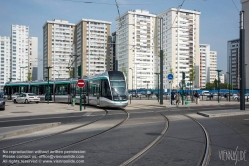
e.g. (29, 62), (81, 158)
(27, 70), (32, 81)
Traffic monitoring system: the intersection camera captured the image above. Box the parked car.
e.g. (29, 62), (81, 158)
(0, 92), (5, 110)
(201, 91), (211, 96)
(13, 93), (40, 104)
(11, 92), (21, 101)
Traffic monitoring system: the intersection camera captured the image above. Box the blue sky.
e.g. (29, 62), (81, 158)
(0, 0), (242, 79)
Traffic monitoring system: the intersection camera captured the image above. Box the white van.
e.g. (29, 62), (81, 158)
(201, 91), (211, 96)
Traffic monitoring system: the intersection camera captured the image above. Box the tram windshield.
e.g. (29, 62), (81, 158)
(110, 80), (126, 96)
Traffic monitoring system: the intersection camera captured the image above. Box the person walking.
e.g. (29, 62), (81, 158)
(171, 91), (175, 105)
(175, 92), (181, 107)
(194, 90), (199, 104)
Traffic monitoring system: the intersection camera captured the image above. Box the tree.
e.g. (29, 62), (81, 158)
(27, 70), (32, 81)
(205, 82), (215, 89)
(213, 79), (218, 89)
(189, 65), (196, 90)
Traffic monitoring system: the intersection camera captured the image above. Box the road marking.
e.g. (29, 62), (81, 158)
(0, 112), (92, 123)
(244, 119), (249, 120)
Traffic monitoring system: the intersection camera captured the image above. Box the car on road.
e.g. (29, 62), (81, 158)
(13, 93), (40, 104)
(201, 91), (211, 96)
(11, 92), (21, 101)
(0, 92), (5, 110)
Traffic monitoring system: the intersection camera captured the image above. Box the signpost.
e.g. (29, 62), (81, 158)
(77, 79), (85, 111)
(167, 74), (173, 105)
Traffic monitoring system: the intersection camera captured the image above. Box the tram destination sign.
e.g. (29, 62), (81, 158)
(77, 79), (85, 88)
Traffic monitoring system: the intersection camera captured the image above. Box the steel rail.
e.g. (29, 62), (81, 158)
(119, 111), (169, 166)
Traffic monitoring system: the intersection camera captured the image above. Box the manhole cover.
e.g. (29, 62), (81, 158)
(11, 111), (31, 113)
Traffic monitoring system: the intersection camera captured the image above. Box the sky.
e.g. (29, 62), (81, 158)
(0, 0), (242, 79)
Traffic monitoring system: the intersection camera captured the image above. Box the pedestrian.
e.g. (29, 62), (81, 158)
(171, 91), (175, 105)
(194, 90), (199, 104)
(175, 92), (181, 107)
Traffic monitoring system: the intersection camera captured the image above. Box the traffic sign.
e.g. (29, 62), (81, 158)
(167, 74), (174, 80)
(77, 79), (85, 88)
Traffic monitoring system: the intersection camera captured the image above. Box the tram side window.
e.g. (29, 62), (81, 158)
(89, 80), (99, 97)
(101, 79), (112, 99)
(55, 84), (69, 95)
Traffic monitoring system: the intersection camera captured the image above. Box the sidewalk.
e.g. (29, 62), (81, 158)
(0, 100), (248, 141)
(0, 102), (99, 140)
(127, 99), (244, 108)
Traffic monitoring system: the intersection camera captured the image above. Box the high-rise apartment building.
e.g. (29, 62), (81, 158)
(109, 32), (117, 71)
(241, 0), (249, 89)
(199, 44), (210, 88)
(74, 19), (111, 77)
(157, 8), (201, 90)
(43, 19), (75, 80)
(209, 51), (217, 83)
(28, 37), (38, 81)
(116, 9), (156, 90)
(0, 36), (11, 91)
(227, 39), (240, 89)
(11, 25), (30, 82)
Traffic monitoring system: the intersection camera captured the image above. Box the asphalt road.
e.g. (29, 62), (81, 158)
(1, 105), (249, 165)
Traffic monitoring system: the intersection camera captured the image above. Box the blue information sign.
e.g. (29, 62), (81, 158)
(167, 74), (174, 80)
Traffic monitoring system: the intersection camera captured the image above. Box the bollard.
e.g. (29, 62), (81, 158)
(130, 95), (131, 104)
(71, 97), (76, 106)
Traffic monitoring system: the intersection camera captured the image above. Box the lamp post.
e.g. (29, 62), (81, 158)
(226, 72), (230, 102)
(129, 68), (133, 93)
(215, 70), (222, 103)
(154, 72), (160, 102)
(45, 66), (52, 104)
(20, 66), (28, 81)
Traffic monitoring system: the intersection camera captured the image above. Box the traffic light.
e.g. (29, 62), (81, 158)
(182, 72), (185, 80)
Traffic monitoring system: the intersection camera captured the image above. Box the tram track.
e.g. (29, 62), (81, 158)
(184, 114), (211, 166)
(0, 110), (107, 150)
(120, 109), (210, 166)
(4, 109), (129, 166)
(120, 111), (169, 166)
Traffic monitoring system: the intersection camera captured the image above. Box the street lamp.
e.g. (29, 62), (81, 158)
(129, 68), (133, 93)
(226, 72), (230, 102)
(154, 72), (160, 102)
(45, 66), (52, 104)
(215, 70), (222, 103)
(20, 66), (28, 81)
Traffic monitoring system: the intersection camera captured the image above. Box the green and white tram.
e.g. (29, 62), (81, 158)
(4, 71), (128, 108)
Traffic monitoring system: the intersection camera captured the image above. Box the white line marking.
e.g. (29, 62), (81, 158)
(244, 119), (249, 120)
(0, 112), (92, 123)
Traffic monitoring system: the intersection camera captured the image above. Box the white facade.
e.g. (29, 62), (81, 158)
(157, 8), (201, 90)
(241, 0), (249, 89)
(0, 36), (11, 91)
(74, 19), (111, 77)
(219, 74), (225, 84)
(199, 44), (210, 88)
(28, 37), (38, 80)
(116, 9), (156, 90)
(209, 51), (217, 83)
(11, 25), (29, 82)
(227, 39), (240, 89)
(43, 19), (75, 80)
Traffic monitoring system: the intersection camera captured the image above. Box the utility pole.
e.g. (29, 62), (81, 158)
(155, 72), (160, 102)
(159, 17), (163, 105)
(216, 70), (222, 103)
(229, 56), (231, 102)
(239, 11), (245, 110)
(45, 66), (52, 104)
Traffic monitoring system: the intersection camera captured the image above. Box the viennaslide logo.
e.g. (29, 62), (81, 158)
(219, 146), (247, 165)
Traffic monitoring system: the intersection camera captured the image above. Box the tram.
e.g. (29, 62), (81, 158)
(3, 71), (128, 108)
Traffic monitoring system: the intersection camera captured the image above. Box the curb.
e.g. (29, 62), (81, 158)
(0, 122), (61, 141)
